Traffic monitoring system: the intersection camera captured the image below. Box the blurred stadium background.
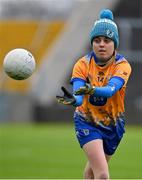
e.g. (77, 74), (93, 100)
(0, 0), (142, 179)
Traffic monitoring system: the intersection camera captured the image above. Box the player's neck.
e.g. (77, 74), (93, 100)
(96, 50), (116, 66)
(97, 56), (114, 66)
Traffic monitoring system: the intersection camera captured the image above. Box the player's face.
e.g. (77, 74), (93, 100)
(92, 36), (115, 62)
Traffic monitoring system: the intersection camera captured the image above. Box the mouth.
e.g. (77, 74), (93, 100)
(98, 49), (106, 53)
(98, 49), (107, 55)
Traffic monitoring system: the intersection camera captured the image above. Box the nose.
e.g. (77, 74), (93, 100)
(99, 40), (105, 46)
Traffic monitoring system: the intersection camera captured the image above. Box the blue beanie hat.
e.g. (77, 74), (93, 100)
(90, 9), (119, 48)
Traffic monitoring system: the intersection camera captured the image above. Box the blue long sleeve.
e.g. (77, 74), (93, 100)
(71, 76), (125, 107)
(72, 78), (85, 106)
(93, 76), (125, 98)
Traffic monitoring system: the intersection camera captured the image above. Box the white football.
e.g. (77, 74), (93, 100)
(3, 48), (36, 80)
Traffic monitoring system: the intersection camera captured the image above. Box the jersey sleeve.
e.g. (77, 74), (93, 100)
(113, 61), (132, 86)
(71, 58), (89, 82)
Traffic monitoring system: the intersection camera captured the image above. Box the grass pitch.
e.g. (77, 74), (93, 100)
(0, 123), (142, 179)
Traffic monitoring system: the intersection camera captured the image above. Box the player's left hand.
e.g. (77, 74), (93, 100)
(74, 84), (95, 95)
(56, 86), (76, 105)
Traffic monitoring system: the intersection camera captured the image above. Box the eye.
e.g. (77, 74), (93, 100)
(94, 38), (100, 43)
(104, 37), (111, 43)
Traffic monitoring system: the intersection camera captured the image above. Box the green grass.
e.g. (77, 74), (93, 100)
(0, 123), (142, 179)
(109, 126), (142, 179)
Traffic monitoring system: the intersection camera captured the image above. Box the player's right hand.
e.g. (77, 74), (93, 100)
(56, 86), (76, 105)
